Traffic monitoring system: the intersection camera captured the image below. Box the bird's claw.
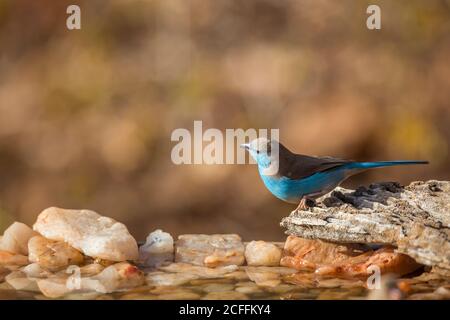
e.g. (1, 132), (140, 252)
(293, 198), (315, 213)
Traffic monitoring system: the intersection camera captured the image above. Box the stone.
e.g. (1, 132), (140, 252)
(5, 271), (40, 292)
(33, 207), (138, 261)
(223, 270), (249, 281)
(146, 271), (199, 286)
(245, 269), (281, 287)
(156, 290), (201, 300)
(175, 234), (245, 267)
(81, 262), (145, 294)
(202, 283), (235, 293)
(243, 266), (299, 275)
(244, 241), (282, 266)
(281, 236), (421, 277)
(0, 222), (37, 255)
(37, 277), (71, 298)
(28, 236), (84, 271)
(235, 285), (261, 294)
(0, 250), (28, 266)
(280, 181), (450, 275)
(0, 265), (9, 282)
(79, 263), (105, 276)
(158, 262), (239, 278)
(22, 263), (53, 278)
(139, 229), (174, 267)
(202, 291), (248, 300)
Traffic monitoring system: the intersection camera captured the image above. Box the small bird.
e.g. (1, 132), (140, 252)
(241, 138), (428, 212)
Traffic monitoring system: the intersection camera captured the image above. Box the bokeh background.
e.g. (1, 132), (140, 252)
(0, 0), (449, 241)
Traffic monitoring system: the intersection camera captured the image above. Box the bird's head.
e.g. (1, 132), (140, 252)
(240, 137), (280, 170)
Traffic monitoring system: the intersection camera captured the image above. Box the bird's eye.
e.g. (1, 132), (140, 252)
(256, 150), (260, 154)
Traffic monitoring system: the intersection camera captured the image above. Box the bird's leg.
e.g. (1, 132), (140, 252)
(293, 197), (316, 213)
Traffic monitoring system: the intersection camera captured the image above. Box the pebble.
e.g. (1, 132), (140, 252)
(159, 262), (239, 278)
(0, 222), (37, 255)
(245, 241), (282, 266)
(175, 234), (245, 267)
(202, 291), (248, 300)
(202, 283), (235, 293)
(28, 236), (84, 271)
(146, 271), (199, 286)
(139, 229), (174, 267)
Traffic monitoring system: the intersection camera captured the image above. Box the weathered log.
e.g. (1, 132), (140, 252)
(280, 180), (450, 275)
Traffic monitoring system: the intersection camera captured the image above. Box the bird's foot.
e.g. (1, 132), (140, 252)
(292, 197), (316, 213)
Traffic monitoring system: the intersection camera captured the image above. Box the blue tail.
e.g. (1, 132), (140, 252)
(346, 160), (429, 170)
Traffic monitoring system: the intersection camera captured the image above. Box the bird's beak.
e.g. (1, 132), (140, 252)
(240, 143), (250, 150)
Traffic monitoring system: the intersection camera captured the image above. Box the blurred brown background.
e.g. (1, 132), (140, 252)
(0, 0), (449, 241)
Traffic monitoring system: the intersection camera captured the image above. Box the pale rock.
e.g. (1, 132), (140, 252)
(244, 241), (282, 266)
(81, 262), (145, 294)
(235, 285), (261, 294)
(28, 235), (84, 271)
(0, 222), (37, 255)
(156, 290), (201, 300)
(33, 207), (138, 261)
(175, 234), (245, 267)
(139, 229), (174, 267)
(159, 262), (239, 278)
(37, 277), (71, 298)
(79, 263), (105, 276)
(245, 269), (281, 287)
(202, 283), (235, 293)
(146, 271), (199, 286)
(5, 271), (40, 292)
(22, 263), (52, 278)
(202, 291), (248, 300)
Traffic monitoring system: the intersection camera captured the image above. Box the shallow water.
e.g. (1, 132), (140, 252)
(1, 266), (448, 300)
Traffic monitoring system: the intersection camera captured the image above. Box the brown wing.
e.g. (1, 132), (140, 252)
(278, 153), (353, 180)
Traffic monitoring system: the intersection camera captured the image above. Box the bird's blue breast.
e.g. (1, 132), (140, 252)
(258, 166), (347, 203)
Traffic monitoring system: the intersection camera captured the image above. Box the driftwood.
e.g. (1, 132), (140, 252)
(280, 180), (450, 275)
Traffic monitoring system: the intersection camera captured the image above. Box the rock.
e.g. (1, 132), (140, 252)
(202, 291), (248, 300)
(244, 266), (298, 287)
(175, 234), (245, 267)
(22, 263), (52, 278)
(0, 222), (37, 255)
(139, 229), (174, 267)
(36, 262), (144, 297)
(245, 269), (281, 287)
(281, 236), (421, 277)
(223, 270), (249, 281)
(158, 262), (239, 278)
(5, 271), (40, 292)
(0, 250), (29, 266)
(28, 236), (84, 271)
(81, 262), (145, 294)
(366, 275), (404, 300)
(244, 241), (282, 266)
(0, 265), (10, 282)
(37, 277), (71, 298)
(146, 271), (199, 286)
(33, 207), (138, 261)
(280, 181), (450, 274)
(78, 263), (105, 276)
(235, 285), (261, 294)
(156, 290), (201, 300)
(202, 283), (235, 292)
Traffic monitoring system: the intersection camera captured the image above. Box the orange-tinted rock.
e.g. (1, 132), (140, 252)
(0, 250), (29, 266)
(280, 236), (421, 277)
